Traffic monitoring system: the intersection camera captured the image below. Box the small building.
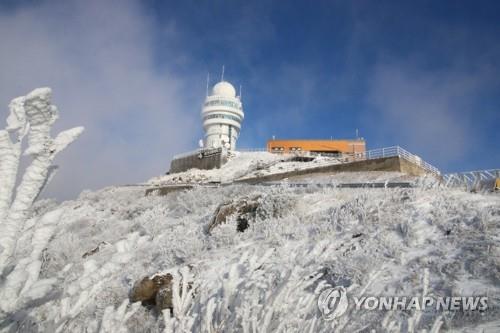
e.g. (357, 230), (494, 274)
(267, 139), (366, 155)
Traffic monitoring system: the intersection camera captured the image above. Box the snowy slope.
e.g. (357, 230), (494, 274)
(148, 151), (343, 184)
(4, 178), (500, 332)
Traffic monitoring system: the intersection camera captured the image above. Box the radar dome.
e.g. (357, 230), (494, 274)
(212, 81), (236, 97)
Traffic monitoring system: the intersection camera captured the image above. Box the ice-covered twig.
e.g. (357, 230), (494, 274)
(0, 88), (83, 273)
(0, 97), (26, 223)
(0, 88), (83, 328)
(0, 209), (63, 322)
(99, 300), (141, 333)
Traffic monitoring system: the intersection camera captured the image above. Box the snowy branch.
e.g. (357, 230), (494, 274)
(0, 88), (83, 327)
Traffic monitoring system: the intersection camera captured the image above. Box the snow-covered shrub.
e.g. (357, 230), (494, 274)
(0, 88), (83, 327)
(8, 182), (497, 331)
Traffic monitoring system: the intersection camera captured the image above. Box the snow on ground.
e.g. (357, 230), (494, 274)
(148, 151), (342, 184)
(5, 178), (500, 332)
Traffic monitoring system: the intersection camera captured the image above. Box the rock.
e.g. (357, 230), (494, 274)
(130, 277), (156, 304)
(129, 273), (173, 306)
(82, 241), (109, 258)
(130, 272), (194, 313)
(155, 284), (173, 311)
(208, 201), (239, 231)
(155, 276), (193, 312)
(207, 194), (297, 234)
(207, 195), (261, 234)
(236, 217), (249, 232)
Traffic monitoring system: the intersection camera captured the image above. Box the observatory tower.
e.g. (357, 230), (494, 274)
(202, 80), (244, 150)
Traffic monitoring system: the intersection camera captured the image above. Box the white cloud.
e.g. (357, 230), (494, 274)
(0, 0), (201, 200)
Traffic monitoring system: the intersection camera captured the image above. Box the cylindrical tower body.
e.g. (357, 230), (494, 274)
(202, 81), (244, 150)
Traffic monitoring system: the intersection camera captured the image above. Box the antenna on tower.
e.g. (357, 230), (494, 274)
(221, 65), (225, 81)
(239, 85), (242, 99)
(206, 72), (210, 96)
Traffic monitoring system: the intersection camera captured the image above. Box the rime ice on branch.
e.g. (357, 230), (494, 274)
(0, 87), (84, 273)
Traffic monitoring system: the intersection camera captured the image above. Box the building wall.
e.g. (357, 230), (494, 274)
(169, 148), (227, 174)
(267, 139), (366, 154)
(235, 156), (435, 184)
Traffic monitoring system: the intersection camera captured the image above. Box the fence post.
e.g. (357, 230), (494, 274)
(472, 172), (481, 192)
(382, 148), (385, 157)
(444, 174), (452, 187)
(461, 174), (467, 190)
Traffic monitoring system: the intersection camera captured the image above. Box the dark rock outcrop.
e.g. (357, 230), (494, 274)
(155, 283), (174, 311)
(207, 195), (262, 234)
(130, 272), (194, 313)
(130, 273), (173, 308)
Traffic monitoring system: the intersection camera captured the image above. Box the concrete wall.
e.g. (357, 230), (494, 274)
(399, 158), (435, 177)
(169, 149), (227, 174)
(235, 156), (434, 184)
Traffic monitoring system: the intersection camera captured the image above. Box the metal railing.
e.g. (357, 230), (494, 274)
(443, 169), (500, 189)
(236, 145), (440, 180)
(173, 145), (440, 178)
(361, 146), (441, 175)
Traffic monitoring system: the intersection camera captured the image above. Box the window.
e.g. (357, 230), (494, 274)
(204, 99), (242, 109)
(205, 114), (241, 122)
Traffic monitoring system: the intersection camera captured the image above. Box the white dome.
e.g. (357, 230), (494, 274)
(212, 81), (236, 97)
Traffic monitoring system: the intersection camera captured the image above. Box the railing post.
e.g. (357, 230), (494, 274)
(461, 174), (467, 190)
(472, 172), (480, 192)
(382, 148), (385, 157)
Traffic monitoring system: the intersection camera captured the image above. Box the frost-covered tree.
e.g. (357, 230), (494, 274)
(0, 88), (83, 320)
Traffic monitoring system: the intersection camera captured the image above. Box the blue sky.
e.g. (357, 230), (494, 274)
(0, 0), (499, 199)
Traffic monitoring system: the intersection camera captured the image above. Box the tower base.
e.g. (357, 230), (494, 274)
(169, 148), (228, 174)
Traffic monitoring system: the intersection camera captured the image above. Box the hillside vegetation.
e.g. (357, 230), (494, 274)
(5, 179), (499, 332)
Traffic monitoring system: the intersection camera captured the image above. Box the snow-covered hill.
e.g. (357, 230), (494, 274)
(4, 176), (500, 332)
(1, 90), (499, 332)
(148, 151), (344, 184)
